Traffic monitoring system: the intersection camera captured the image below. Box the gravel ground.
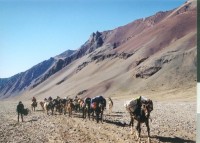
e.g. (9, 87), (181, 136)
(0, 99), (196, 143)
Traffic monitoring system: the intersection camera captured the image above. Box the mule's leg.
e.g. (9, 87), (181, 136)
(71, 107), (73, 117)
(51, 109), (53, 115)
(129, 113), (133, 126)
(145, 120), (150, 143)
(82, 107), (85, 118)
(59, 106), (62, 114)
(95, 109), (100, 123)
(88, 108), (91, 120)
(91, 110), (94, 121)
(64, 107), (66, 115)
(83, 108), (86, 119)
(68, 108), (71, 117)
(101, 110), (104, 123)
(21, 113), (24, 122)
(130, 117), (134, 134)
(109, 104), (110, 114)
(109, 105), (112, 114)
(18, 113), (20, 122)
(136, 122), (141, 141)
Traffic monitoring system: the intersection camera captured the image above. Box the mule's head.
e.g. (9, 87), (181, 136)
(141, 104), (150, 118)
(99, 102), (106, 110)
(147, 99), (153, 112)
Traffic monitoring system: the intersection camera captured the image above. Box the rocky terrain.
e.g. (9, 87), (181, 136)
(0, 92), (196, 143)
(0, 0), (197, 142)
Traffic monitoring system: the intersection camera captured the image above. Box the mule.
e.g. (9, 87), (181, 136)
(73, 98), (81, 112)
(65, 99), (74, 117)
(44, 101), (54, 115)
(128, 100), (153, 143)
(108, 97), (113, 114)
(40, 101), (45, 111)
(91, 96), (106, 123)
(60, 98), (68, 114)
(82, 97), (91, 119)
(53, 99), (63, 114)
(31, 101), (37, 111)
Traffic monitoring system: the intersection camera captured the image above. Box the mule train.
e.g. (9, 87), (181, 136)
(31, 95), (153, 142)
(38, 95), (107, 123)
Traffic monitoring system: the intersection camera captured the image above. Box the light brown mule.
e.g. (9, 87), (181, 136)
(40, 101), (45, 111)
(108, 97), (113, 114)
(65, 99), (74, 117)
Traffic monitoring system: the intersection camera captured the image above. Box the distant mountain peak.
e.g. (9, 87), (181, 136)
(0, 1), (196, 99)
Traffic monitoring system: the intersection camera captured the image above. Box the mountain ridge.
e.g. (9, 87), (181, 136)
(0, 0), (196, 99)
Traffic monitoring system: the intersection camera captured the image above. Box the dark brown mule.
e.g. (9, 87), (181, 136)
(44, 101), (54, 115)
(82, 97), (91, 119)
(129, 100), (153, 143)
(91, 101), (106, 123)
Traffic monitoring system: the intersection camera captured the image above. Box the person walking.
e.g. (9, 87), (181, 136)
(17, 101), (24, 122)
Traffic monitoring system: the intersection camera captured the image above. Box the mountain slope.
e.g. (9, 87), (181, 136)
(0, 0), (196, 99)
(0, 50), (75, 99)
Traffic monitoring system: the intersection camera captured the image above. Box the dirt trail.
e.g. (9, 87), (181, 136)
(0, 98), (196, 143)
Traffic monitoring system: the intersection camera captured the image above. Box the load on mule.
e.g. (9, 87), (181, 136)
(82, 97), (91, 119)
(125, 96), (153, 143)
(60, 97), (68, 114)
(44, 97), (54, 115)
(73, 96), (81, 112)
(53, 97), (63, 114)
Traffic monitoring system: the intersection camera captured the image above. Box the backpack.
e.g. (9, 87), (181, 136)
(23, 108), (29, 116)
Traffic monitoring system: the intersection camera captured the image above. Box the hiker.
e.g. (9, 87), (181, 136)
(32, 96), (37, 102)
(17, 101), (24, 122)
(48, 96), (53, 101)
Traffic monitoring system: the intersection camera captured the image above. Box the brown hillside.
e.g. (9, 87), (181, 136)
(15, 0), (196, 101)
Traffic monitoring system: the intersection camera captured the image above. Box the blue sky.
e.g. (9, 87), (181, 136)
(0, 0), (185, 78)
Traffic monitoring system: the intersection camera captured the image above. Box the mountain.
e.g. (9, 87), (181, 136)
(0, 0), (196, 100)
(0, 50), (75, 99)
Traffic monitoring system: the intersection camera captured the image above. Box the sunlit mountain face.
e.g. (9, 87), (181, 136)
(0, 0), (196, 99)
